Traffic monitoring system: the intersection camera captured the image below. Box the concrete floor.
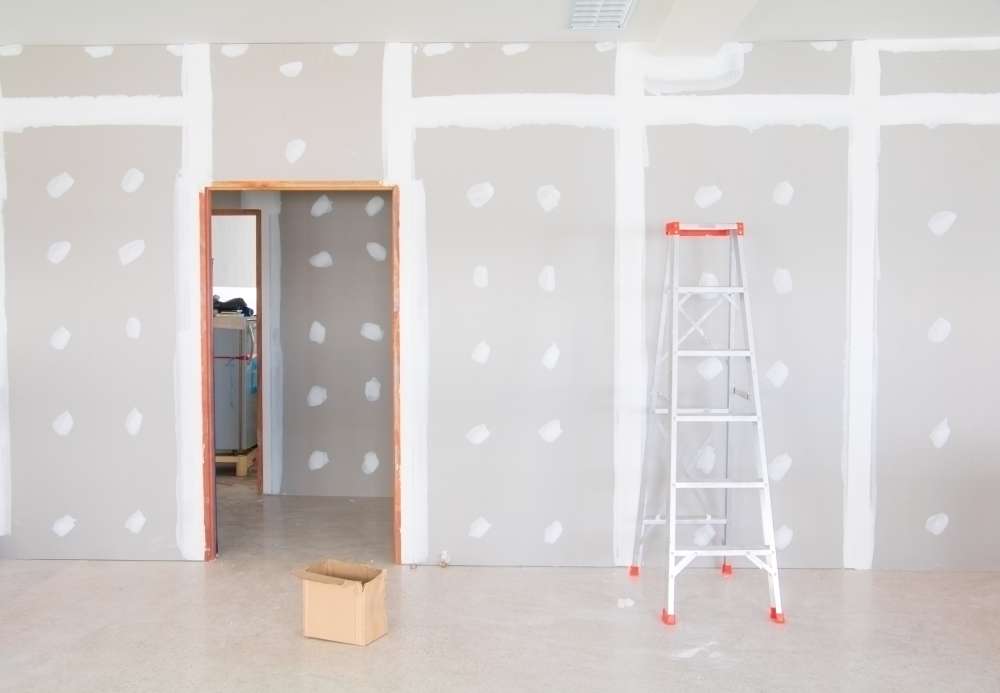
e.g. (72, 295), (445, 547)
(1, 474), (998, 692)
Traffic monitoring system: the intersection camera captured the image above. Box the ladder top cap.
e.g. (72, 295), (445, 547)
(666, 221), (745, 236)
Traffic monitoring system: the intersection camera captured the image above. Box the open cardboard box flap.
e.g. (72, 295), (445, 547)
(294, 559), (383, 590)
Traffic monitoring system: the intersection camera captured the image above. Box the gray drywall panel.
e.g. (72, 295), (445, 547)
(644, 125), (848, 568)
(880, 49), (1000, 94)
(0, 45), (180, 96)
(875, 126), (1000, 569)
(413, 43), (614, 96)
(279, 191), (393, 498)
(0, 126), (181, 559)
(416, 127), (615, 566)
(212, 44), (382, 181)
(710, 41), (850, 95)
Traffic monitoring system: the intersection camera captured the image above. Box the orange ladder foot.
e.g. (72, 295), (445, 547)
(721, 562), (732, 576)
(628, 565), (640, 577)
(661, 609), (676, 626)
(769, 607), (786, 624)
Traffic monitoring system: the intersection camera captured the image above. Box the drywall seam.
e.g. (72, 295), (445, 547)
(879, 94), (1000, 125)
(0, 96), (185, 131)
(0, 87), (10, 537)
(843, 41), (880, 570)
(242, 191), (282, 495)
(873, 37), (1000, 53)
(383, 43), (429, 564)
(611, 44), (647, 566)
(174, 44), (212, 560)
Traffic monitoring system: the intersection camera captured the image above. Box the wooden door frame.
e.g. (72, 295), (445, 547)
(210, 209), (264, 497)
(200, 181), (401, 563)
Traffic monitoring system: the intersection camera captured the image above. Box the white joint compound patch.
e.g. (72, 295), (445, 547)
(365, 196), (385, 216)
(536, 184), (561, 212)
(695, 444), (716, 475)
(772, 180), (795, 206)
(49, 326), (72, 351)
(468, 516), (491, 538)
(124, 509), (146, 534)
(501, 43), (530, 56)
(768, 453), (792, 481)
(165, 45), (183, 57)
(117, 240), (146, 266)
(306, 385), (328, 407)
(333, 43), (360, 57)
(694, 185), (722, 209)
(84, 46), (114, 58)
(362, 451), (380, 475)
(285, 139), (307, 164)
(125, 317), (142, 340)
(0, 44), (23, 57)
(46, 241), (72, 264)
(46, 172), (74, 199)
(51, 411), (74, 437)
(693, 524), (716, 547)
(466, 182), (495, 208)
(542, 343), (560, 370)
(929, 418), (951, 449)
(308, 450), (331, 471)
(279, 61), (303, 77)
(308, 320), (326, 344)
(927, 317), (951, 343)
(124, 408), (143, 436)
(120, 168), (145, 193)
(925, 512), (949, 536)
(617, 597), (635, 608)
(310, 194), (333, 217)
(538, 265), (556, 293)
(775, 525), (794, 550)
(697, 357), (724, 381)
(365, 377), (381, 402)
(471, 341), (491, 365)
(51, 515), (77, 537)
(366, 242), (387, 262)
(538, 419), (563, 443)
(220, 44), (249, 58)
(595, 42), (615, 53)
(472, 265), (489, 288)
(927, 210), (956, 237)
(465, 424), (490, 446)
(422, 43), (454, 57)
(360, 322), (384, 342)
(543, 520), (563, 544)
(811, 41), (839, 52)
(308, 251), (333, 268)
(765, 360), (789, 389)
(772, 268), (793, 295)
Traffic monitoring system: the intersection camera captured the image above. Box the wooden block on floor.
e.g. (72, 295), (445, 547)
(216, 447), (258, 477)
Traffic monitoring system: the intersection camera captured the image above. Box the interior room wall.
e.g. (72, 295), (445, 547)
(0, 40), (998, 568)
(211, 214), (257, 312)
(279, 191), (393, 498)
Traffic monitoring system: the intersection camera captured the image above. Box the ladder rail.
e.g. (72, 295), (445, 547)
(665, 228), (681, 621)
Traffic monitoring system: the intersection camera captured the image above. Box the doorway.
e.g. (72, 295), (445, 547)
(199, 182), (400, 562)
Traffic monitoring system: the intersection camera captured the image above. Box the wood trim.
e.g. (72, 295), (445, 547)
(212, 209), (264, 497)
(210, 180), (395, 192)
(200, 183), (403, 565)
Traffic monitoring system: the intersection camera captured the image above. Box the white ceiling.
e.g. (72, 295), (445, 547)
(3, 0), (1000, 46)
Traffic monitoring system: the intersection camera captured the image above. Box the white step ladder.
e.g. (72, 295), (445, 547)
(631, 221), (785, 626)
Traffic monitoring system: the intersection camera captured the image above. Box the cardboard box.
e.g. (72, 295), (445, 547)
(294, 560), (387, 646)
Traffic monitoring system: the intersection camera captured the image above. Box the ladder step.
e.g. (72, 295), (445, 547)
(677, 286), (745, 294)
(676, 414), (759, 423)
(676, 481), (766, 489)
(674, 546), (771, 557)
(644, 515), (728, 527)
(677, 349), (751, 357)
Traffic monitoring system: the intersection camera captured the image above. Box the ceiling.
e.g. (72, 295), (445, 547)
(3, 0), (1000, 47)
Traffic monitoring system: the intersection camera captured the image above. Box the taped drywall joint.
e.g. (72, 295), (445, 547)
(842, 41), (880, 570)
(640, 42), (749, 94)
(612, 44), (648, 566)
(873, 36), (1000, 53)
(383, 43), (429, 564)
(0, 96), (185, 132)
(0, 95), (11, 537)
(175, 44), (213, 560)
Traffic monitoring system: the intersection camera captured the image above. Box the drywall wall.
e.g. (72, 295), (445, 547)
(279, 191), (393, 498)
(211, 214), (257, 313)
(0, 40), (998, 568)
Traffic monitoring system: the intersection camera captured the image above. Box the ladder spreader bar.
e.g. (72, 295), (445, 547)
(666, 221), (745, 237)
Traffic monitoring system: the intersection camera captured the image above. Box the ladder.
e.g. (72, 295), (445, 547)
(631, 221), (784, 626)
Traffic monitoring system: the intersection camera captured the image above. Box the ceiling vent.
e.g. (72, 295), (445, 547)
(569, 0), (637, 30)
